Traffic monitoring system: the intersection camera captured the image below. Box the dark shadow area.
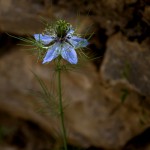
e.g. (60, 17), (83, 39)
(0, 33), (20, 57)
(123, 127), (150, 150)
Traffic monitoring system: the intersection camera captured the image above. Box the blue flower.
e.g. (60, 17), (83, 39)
(34, 27), (88, 64)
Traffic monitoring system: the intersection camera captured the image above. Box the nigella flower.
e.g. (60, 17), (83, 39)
(34, 20), (89, 64)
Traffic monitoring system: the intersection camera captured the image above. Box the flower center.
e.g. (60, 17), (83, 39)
(55, 20), (70, 38)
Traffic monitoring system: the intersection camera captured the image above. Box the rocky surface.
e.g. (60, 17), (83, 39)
(0, 0), (150, 150)
(101, 33), (150, 96)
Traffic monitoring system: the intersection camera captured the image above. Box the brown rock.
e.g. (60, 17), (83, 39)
(0, 0), (150, 149)
(101, 33), (150, 96)
(0, 0), (93, 35)
(0, 42), (150, 150)
(143, 6), (150, 23)
(0, 48), (56, 149)
(0, 0), (52, 34)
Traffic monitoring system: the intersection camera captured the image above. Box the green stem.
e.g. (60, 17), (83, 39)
(57, 58), (68, 150)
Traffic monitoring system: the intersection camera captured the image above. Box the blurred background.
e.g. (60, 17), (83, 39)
(0, 0), (150, 150)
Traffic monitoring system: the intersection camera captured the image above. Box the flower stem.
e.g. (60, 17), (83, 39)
(57, 58), (68, 150)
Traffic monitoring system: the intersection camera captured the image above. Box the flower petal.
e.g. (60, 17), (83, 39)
(61, 43), (78, 64)
(68, 36), (89, 48)
(67, 28), (74, 36)
(34, 34), (54, 45)
(42, 43), (61, 64)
